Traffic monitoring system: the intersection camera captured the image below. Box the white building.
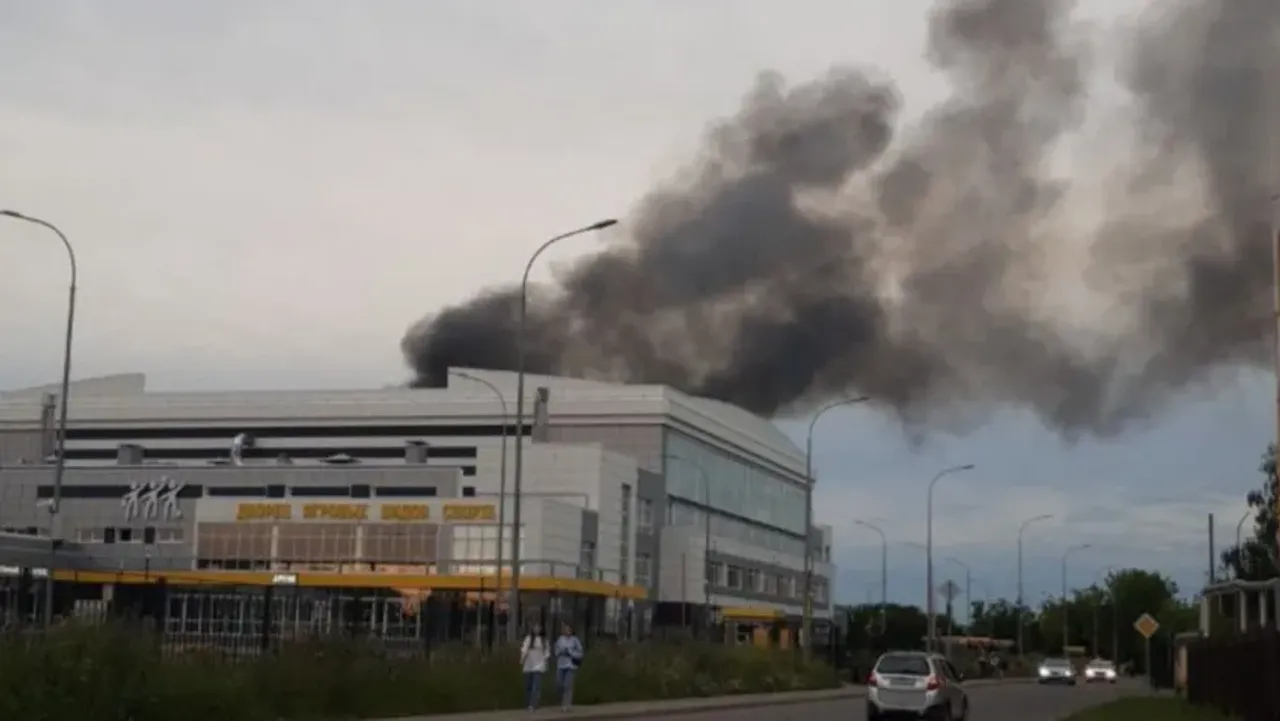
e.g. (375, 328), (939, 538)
(0, 369), (836, 625)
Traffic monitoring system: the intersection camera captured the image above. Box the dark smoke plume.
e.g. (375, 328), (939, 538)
(402, 0), (1279, 436)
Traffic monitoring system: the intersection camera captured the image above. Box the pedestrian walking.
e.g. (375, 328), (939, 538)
(553, 622), (585, 711)
(520, 624), (549, 710)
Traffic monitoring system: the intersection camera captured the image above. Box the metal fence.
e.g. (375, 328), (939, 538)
(0, 569), (641, 658)
(1185, 630), (1280, 719)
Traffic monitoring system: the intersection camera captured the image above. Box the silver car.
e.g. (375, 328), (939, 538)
(1037, 657), (1077, 685)
(867, 651), (969, 720)
(1083, 658), (1117, 683)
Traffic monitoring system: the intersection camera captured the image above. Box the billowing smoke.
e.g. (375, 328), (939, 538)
(402, 0), (1278, 436)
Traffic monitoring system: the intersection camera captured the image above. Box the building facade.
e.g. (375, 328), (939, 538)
(0, 369), (836, 627)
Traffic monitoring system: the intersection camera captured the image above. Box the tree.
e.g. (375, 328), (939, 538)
(1220, 444), (1279, 582)
(844, 603), (930, 653)
(968, 598), (1022, 641)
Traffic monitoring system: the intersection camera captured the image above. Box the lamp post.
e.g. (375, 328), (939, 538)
(1060, 543), (1092, 653)
(853, 519), (888, 635)
(801, 396), (868, 659)
(665, 454), (713, 634)
(925, 464), (975, 650)
(508, 219), (617, 632)
(1, 210), (77, 627)
(450, 370), (511, 640)
(1016, 513), (1053, 659)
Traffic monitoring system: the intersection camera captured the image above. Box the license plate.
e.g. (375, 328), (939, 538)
(888, 678), (916, 687)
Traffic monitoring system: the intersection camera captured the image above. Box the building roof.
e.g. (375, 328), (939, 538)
(0, 370), (806, 476)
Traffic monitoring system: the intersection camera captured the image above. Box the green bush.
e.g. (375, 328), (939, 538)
(0, 624), (839, 720)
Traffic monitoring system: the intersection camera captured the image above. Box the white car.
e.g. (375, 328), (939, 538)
(1083, 658), (1117, 683)
(867, 651), (969, 721)
(1037, 657), (1076, 685)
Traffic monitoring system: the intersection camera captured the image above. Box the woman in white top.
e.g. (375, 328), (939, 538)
(519, 624), (549, 710)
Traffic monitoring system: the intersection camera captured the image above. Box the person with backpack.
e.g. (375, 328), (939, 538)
(519, 623), (549, 710)
(553, 622), (585, 711)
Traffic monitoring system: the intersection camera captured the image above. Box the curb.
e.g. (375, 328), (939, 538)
(371, 678), (1035, 721)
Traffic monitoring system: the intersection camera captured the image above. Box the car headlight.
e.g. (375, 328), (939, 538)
(1038, 667), (1049, 676)
(1105, 669), (1116, 678)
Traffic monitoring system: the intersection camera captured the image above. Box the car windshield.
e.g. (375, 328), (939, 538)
(876, 654), (932, 676)
(1042, 658), (1070, 668)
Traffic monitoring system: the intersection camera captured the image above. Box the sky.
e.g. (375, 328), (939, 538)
(0, 0), (1272, 611)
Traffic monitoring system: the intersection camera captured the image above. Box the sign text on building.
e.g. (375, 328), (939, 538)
(442, 504), (497, 522)
(302, 503), (368, 521)
(381, 504), (429, 521)
(236, 503), (293, 521)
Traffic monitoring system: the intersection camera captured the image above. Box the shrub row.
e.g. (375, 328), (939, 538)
(0, 624), (840, 721)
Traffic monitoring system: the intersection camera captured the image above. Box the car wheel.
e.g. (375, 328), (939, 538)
(957, 698), (969, 721)
(866, 704), (880, 721)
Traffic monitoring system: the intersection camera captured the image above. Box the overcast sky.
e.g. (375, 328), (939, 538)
(1, 0), (1270, 609)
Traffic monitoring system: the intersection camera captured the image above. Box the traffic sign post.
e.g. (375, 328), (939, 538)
(1134, 613), (1160, 688)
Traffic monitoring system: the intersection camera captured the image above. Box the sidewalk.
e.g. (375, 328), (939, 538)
(366, 678), (1030, 721)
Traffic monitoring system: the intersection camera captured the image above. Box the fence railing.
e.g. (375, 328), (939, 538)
(1186, 630), (1280, 719)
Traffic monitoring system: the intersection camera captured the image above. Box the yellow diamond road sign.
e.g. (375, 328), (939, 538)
(1134, 613), (1160, 639)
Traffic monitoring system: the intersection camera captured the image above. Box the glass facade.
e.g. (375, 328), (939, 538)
(665, 431), (806, 535)
(667, 501), (805, 557)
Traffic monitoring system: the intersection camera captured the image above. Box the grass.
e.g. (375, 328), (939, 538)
(0, 622), (841, 720)
(1061, 697), (1239, 720)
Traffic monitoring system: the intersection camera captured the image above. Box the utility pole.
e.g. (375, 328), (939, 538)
(1016, 514), (1053, 658)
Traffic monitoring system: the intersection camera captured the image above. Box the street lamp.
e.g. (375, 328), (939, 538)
(450, 370), (511, 640)
(1060, 543), (1093, 653)
(801, 396), (869, 659)
(1235, 509), (1252, 577)
(852, 518), (888, 635)
(925, 464), (975, 650)
(509, 218), (617, 632)
(1016, 513), (1053, 658)
(944, 556), (971, 633)
(1, 209), (77, 627)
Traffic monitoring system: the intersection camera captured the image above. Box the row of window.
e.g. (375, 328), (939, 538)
(665, 432), (807, 534)
(668, 501), (806, 557)
(35, 483), (477, 500)
(705, 560), (829, 604)
(75, 527), (184, 544)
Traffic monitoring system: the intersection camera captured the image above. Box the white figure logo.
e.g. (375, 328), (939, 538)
(122, 477), (184, 521)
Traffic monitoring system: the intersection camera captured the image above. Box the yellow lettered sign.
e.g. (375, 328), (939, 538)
(380, 504), (429, 521)
(236, 503), (293, 521)
(302, 503), (369, 521)
(443, 504), (497, 522)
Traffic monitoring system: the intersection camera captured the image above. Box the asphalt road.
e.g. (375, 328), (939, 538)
(646, 679), (1148, 721)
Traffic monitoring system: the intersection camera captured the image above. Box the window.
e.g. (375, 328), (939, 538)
(875, 654), (932, 676)
(635, 553), (652, 588)
(580, 541), (596, 578)
(762, 573), (778, 595)
(744, 568), (760, 592)
(726, 565), (743, 589)
(620, 484), (632, 585)
(450, 524), (520, 574)
(705, 560), (723, 586)
(664, 431), (806, 534)
(666, 499), (804, 558)
(638, 498), (654, 531)
(461, 486), (476, 498)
